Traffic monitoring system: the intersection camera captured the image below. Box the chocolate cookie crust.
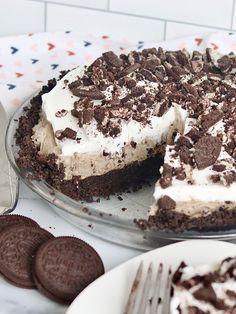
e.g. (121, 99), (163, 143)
(147, 205), (236, 232)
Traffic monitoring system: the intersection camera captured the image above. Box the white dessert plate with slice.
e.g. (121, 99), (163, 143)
(67, 240), (236, 314)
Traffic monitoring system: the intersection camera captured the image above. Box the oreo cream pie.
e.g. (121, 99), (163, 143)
(16, 47), (236, 231)
(171, 257), (236, 313)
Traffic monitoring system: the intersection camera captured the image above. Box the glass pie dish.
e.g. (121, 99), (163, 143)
(6, 97), (236, 250)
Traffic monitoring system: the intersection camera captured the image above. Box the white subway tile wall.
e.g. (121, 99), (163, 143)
(47, 4), (165, 41)
(0, 0), (45, 37)
(233, 0), (236, 29)
(34, 0), (109, 10)
(0, 0), (236, 40)
(110, 0), (234, 28)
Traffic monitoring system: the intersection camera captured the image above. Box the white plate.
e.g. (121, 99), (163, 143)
(67, 240), (236, 314)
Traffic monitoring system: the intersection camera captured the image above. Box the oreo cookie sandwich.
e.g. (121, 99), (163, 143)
(0, 214), (39, 233)
(0, 224), (53, 288)
(33, 236), (104, 303)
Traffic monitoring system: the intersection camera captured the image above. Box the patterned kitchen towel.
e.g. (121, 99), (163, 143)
(0, 30), (235, 115)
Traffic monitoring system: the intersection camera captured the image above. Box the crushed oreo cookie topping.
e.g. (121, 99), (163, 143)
(157, 195), (176, 210)
(194, 135), (222, 170)
(55, 109), (68, 118)
(55, 127), (77, 140)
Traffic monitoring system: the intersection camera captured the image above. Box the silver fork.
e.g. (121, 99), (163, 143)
(123, 261), (172, 314)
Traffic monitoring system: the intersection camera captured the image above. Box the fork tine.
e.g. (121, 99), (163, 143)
(138, 262), (153, 314)
(123, 262), (172, 314)
(149, 263), (163, 314)
(123, 261), (144, 314)
(162, 267), (172, 314)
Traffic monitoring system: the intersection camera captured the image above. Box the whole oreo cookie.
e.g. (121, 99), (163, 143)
(0, 214), (39, 234)
(33, 237), (104, 303)
(0, 225), (53, 288)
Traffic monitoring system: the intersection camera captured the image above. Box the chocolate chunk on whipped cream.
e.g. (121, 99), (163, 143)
(55, 127), (77, 140)
(194, 136), (222, 170)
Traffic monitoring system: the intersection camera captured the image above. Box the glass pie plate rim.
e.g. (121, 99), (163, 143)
(5, 96), (236, 250)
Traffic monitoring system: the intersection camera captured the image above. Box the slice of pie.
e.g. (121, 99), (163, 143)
(171, 257), (236, 313)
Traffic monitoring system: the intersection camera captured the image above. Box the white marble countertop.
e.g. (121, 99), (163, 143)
(0, 182), (141, 314)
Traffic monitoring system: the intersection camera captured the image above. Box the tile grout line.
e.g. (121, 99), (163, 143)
(44, 2), (48, 32)
(231, 0), (236, 29)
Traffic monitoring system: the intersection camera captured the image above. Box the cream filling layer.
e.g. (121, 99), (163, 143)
(150, 200), (235, 217)
(32, 116), (165, 180)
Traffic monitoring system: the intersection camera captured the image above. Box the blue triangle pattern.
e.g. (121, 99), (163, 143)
(51, 64), (59, 70)
(84, 41), (92, 47)
(7, 84), (16, 90)
(137, 41), (144, 50)
(31, 58), (39, 64)
(10, 46), (18, 54)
